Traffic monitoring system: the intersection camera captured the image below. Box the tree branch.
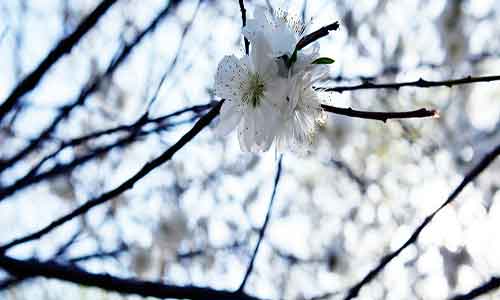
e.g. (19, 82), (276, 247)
(296, 21), (339, 51)
(0, 101), (223, 253)
(449, 277), (500, 300)
(238, 0), (250, 54)
(0, 254), (263, 300)
(318, 74), (500, 93)
(238, 155), (283, 292)
(0, 0), (181, 174)
(344, 143), (500, 300)
(0, 113), (201, 202)
(321, 105), (438, 122)
(0, 0), (118, 124)
(325, 51), (500, 83)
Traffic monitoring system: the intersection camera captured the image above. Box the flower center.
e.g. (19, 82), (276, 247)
(242, 73), (265, 108)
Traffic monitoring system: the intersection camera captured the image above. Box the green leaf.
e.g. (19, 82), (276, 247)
(311, 57), (335, 64)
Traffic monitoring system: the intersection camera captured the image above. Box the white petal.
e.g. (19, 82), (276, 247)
(242, 6), (271, 43)
(250, 33), (274, 75)
(215, 55), (248, 101)
(215, 100), (243, 136)
(238, 114), (256, 152)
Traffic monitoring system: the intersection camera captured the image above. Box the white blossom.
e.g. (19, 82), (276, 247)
(274, 69), (328, 153)
(215, 6), (333, 153)
(215, 33), (286, 152)
(243, 6), (306, 58)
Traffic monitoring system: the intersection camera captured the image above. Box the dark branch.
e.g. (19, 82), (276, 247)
(0, 240), (127, 291)
(318, 74), (500, 93)
(0, 0), (118, 124)
(449, 277), (500, 300)
(296, 21), (339, 50)
(238, 156), (283, 291)
(68, 244), (128, 264)
(321, 105), (438, 123)
(0, 254), (263, 300)
(238, 0), (250, 54)
(344, 143), (500, 300)
(0, 114), (201, 201)
(0, 101), (223, 253)
(0, 0), (181, 174)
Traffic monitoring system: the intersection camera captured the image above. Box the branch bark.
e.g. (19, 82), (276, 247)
(238, 156), (283, 291)
(0, 101), (222, 253)
(449, 277), (500, 300)
(344, 143), (500, 300)
(318, 74), (500, 93)
(0, 254), (263, 300)
(321, 105), (438, 122)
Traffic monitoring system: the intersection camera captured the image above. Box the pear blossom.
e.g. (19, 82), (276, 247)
(274, 68), (328, 153)
(214, 6), (335, 153)
(215, 33), (287, 152)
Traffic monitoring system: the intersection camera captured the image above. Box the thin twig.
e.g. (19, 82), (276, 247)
(318, 74), (500, 93)
(321, 104), (438, 123)
(238, 0), (250, 54)
(69, 243), (128, 263)
(0, 101), (223, 253)
(325, 51), (500, 83)
(296, 21), (339, 50)
(0, 0), (180, 174)
(0, 254), (263, 300)
(0, 239), (127, 291)
(0, 116), (200, 201)
(449, 277), (500, 300)
(344, 143), (500, 300)
(0, 0), (118, 124)
(238, 155), (283, 292)
(146, 0), (202, 111)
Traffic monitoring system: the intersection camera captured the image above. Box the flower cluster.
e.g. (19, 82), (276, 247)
(215, 7), (335, 153)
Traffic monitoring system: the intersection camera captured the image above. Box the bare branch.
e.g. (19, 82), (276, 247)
(321, 105), (438, 122)
(0, 113), (201, 201)
(449, 277), (500, 300)
(326, 51), (500, 83)
(0, 0), (181, 174)
(0, 0), (118, 124)
(238, 155), (283, 292)
(0, 254), (263, 300)
(238, 0), (250, 54)
(344, 143), (500, 300)
(0, 101), (223, 253)
(318, 74), (500, 93)
(296, 21), (339, 50)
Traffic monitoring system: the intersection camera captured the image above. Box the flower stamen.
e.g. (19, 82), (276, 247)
(242, 73), (266, 107)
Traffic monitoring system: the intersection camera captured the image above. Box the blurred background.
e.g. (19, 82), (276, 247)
(0, 0), (500, 299)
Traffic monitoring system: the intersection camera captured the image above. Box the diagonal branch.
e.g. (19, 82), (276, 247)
(0, 0), (118, 124)
(318, 74), (500, 93)
(0, 0), (181, 174)
(0, 254), (263, 300)
(0, 101), (222, 253)
(238, 155), (283, 292)
(321, 104), (438, 122)
(344, 143), (500, 300)
(296, 21), (339, 50)
(449, 277), (500, 300)
(0, 113), (202, 202)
